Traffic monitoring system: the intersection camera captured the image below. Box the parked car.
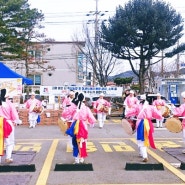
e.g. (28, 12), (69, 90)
(84, 96), (93, 109)
(137, 94), (171, 105)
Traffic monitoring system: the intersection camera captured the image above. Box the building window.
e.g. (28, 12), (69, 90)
(77, 53), (84, 80)
(28, 75), (41, 85)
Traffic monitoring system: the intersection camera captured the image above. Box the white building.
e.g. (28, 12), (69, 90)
(5, 41), (86, 91)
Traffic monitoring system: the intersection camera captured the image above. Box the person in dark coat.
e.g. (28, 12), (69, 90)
(121, 89), (130, 119)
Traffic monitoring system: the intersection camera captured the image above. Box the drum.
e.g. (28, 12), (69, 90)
(103, 106), (109, 113)
(33, 106), (43, 113)
(97, 104), (109, 113)
(160, 106), (170, 118)
(97, 104), (103, 112)
(121, 118), (136, 135)
(165, 117), (182, 133)
(58, 118), (72, 135)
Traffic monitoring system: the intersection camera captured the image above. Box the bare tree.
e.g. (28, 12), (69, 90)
(73, 24), (121, 87)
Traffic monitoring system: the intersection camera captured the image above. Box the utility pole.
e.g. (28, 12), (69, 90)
(161, 50), (164, 78)
(176, 41), (180, 78)
(93, 0), (98, 86)
(86, 0), (108, 86)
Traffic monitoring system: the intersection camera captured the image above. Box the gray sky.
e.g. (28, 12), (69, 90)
(28, 0), (185, 42)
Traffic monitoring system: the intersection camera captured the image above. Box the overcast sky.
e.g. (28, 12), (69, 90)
(28, 0), (185, 42)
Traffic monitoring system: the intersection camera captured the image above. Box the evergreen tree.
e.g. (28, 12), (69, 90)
(101, 0), (184, 93)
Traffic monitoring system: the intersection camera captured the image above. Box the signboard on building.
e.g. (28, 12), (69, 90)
(0, 78), (22, 96)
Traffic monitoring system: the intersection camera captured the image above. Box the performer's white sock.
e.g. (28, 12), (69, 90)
(6, 144), (14, 159)
(160, 120), (163, 127)
(140, 146), (148, 158)
(156, 120), (159, 127)
(79, 157), (84, 163)
(99, 121), (103, 128)
(74, 157), (79, 163)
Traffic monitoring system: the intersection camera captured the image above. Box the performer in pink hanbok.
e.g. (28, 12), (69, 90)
(93, 93), (111, 128)
(62, 92), (96, 164)
(24, 92), (42, 128)
(61, 91), (79, 121)
(121, 89), (130, 119)
(0, 89), (20, 164)
(60, 92), (79, 150)
(61, 91), (75, 109)
(171, 91), (185, 154)
(126, 94), (162, 162)
(152, 93), (166, 128)
(123, 90), (139, 116)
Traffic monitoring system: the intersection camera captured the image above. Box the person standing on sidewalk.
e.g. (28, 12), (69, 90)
(24, 92), (42, 128)
(126, 94), (163, 162)
(0, 89), (20, 164)
(93, 93), (111, 128)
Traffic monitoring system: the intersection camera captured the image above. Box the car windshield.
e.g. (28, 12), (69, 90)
(92, 97), (99, 101)
(137, 94), (171, 105)
(92, 96), (111, 102)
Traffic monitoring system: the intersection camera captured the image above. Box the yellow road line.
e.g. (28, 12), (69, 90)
(130, 138), (185, 183)
(35, 139), (59, 185)
(16, 137), (182, 141)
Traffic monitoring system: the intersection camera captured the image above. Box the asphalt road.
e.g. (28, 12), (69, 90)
(1, 117), (185, 185)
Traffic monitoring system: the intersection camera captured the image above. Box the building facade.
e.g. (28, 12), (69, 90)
(5, 41), (85, 92)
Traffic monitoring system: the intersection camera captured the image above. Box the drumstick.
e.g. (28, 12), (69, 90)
(166, 116), (185, 119)
(178, 117), (185, 119)
(129, 117), (138, 120)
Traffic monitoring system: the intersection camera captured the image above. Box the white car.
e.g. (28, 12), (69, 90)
(137, 94), (171, 105)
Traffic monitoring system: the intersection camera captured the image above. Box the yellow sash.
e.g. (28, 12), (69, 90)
(144, 119), (150, 147)
(0, 117), (4, 155)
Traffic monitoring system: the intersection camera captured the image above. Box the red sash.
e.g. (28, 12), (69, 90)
(0, 117), (12, 156)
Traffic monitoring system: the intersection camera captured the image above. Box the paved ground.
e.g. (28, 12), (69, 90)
(0, 118), (185, 185)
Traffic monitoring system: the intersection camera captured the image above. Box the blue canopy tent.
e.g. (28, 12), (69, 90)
(0, 62), (33, 85)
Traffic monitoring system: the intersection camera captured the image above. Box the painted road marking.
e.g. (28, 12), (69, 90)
(155, 140), (181, 151)
(14, 139), (183, 153)
(14, 138), (185, 185)
(100, 141), (135, 152)
(105, 119), (121, 123)
(130, 138), (185, 183)
(14, 142), (42, 152)
(35, 139), (59, 185)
